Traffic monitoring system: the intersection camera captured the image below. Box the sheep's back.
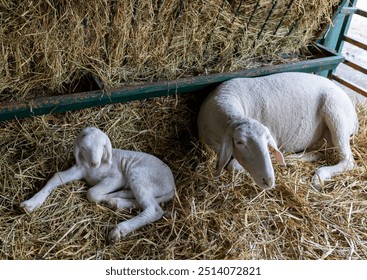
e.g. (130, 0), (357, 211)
(199, 72), (357, 153)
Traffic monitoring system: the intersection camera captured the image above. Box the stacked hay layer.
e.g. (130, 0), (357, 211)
(1, 0), (339, 101)
(1, 94), (367, 260)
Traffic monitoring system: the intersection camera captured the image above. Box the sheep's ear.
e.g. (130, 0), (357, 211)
(267, 133), (286, 166)
(216, 128), (233, 177)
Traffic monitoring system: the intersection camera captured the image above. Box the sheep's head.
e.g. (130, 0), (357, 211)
(216, 119), (285, 190)
(74, 127), (113, 169)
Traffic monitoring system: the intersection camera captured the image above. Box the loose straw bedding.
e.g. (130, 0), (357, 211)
(1, 94), (367, 260)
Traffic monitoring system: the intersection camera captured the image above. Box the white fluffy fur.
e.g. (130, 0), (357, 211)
(197, 72), (358, 190)
(20, 127), (175, 243)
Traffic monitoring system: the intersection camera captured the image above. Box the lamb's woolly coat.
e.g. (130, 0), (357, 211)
(21, 127), (175, 243)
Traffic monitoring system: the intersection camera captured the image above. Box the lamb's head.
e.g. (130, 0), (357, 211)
(216, 119), (285, 190)
(74, 127), (113, 169)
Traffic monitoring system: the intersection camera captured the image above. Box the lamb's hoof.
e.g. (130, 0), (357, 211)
(106, 198), (118, 209)
(311, 175), (322, 191)
(19, 200), (38, 213)
(108, 227), (126, 244)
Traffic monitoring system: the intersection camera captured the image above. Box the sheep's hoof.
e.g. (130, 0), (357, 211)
(226, 159), (244, 173)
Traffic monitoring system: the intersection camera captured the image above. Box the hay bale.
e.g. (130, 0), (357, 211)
(0, 0), (340, 101)
(1, 94), (367, 260)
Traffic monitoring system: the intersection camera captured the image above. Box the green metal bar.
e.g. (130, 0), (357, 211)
(341, 7), (358, 14)
(334, 0), (357, 54)
(317, 0), (353, 77)
(0, 47), (343, 122)
(317, 0), (349, 44)
(342, 7), (367, 17)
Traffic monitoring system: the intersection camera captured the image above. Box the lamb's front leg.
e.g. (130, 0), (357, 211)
(20, 165), (83, 213)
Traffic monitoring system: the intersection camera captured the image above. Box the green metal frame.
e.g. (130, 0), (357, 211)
(318, 0), (352, 53)
(319, 0), (367, 97)
(317, 0), (357, 76)
(0, 44), (343, 121)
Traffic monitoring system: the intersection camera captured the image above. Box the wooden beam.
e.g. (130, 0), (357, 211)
(344, 35), (367, 51)
(356, 8), (367, 18)
(343, 59), (367, 75)
(331, 74), (367, 98)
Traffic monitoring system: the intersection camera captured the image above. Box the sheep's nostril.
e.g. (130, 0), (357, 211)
(90, 162), (99, 168)
(262, 177), (274, 189)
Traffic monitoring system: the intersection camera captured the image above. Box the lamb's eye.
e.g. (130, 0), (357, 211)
(236, 141), (244, 145)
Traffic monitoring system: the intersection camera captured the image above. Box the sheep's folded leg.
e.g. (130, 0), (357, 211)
(226, 158), (244, 173)
(312, 105), (356, 190)
(286, 151), (323, 162)
(312, 157), (354, 190)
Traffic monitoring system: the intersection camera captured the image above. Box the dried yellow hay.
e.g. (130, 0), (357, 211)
(0, 0), (340, 101)
(0, 94), (367, 260)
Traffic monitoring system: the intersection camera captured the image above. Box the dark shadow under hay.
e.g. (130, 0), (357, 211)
(1, 94), (367, 260)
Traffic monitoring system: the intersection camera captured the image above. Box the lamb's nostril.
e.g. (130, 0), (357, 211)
(90, 162), (99, 168)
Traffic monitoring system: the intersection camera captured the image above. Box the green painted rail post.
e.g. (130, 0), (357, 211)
(318, 0), (357, 77)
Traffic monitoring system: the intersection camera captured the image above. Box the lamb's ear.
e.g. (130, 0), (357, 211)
(73, 141), (83, 166)
(215, 127), (233, 177)
(267, 132), (286, 166)
(103, 137), (113, 165)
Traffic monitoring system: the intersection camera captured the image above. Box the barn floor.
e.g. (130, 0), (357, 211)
(1, 93), (367, 260)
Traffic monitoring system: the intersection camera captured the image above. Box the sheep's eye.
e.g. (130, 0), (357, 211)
(236, 141), (244, 145)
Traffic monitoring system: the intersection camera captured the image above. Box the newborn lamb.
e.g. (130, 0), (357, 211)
(20, 126), (175, 243)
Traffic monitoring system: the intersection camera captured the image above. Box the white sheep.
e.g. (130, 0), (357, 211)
(197, 72), (359, 190)
(20, 126), (175, 243)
